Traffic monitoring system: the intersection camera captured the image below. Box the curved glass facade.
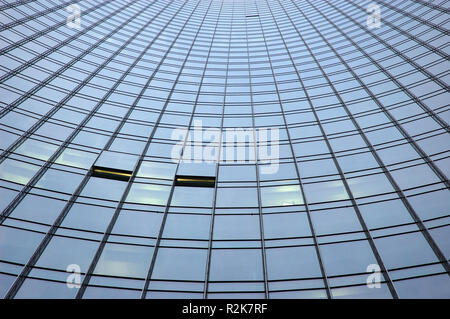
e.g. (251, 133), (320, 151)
(0, 0), (449, 299)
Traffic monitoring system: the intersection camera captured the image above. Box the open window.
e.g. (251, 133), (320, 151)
(174, 162), (216, 187)
(90, 151), (138, 182)
(91, 166), (132, 182)
(174, 175), (215, 188)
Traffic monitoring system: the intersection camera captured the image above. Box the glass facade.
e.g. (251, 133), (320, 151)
(0, 0), (449, 299)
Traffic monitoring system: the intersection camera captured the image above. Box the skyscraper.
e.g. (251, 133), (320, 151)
(0, 0), (449, 299)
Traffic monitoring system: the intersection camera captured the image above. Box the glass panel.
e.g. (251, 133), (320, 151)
(162, 214), (210, 239)
(216, 187), (258, 207)
(177, 161), (216, 177)
(55, 147), (97, 169)
(94, 150), (139, 172)
(152, 248), (207, 280)
(303, 180), (349, 203)
(81, 177), (128, 201)
(266, 246), (322, 280)
(269, 290), (328, 299)
(0, 226), (44, 264)
(331, 284), (393, 299)
(394, 274), (450, 299)
(0, 274), (16, 298)
(260, 184), (303, 207)
(15, 278), (78, 299)
(311, 207), (362, 235)
(36, 168), (84, 193)
(112, 210), (163, 237)
(213, 215), (260, 240)
(320, 240), (378, 276)
(218, 165), (256, 181)
(60, 203), (114, 232)
(35, 236), (99, 271)
(263, 212), (311, 238)
(15, 139), (58, 161)
(137, 161), (177, 179)
(374, 232), (439, 269)
(358, 199), (413, 228)
(0, 159), (40, 185)
(170, 186), (214, 207)
(83, 286), (140, 299)
(93, 243), (154, 278)
(209, 249), (263, 281)
(126, 183), (171, 206)
(10, 194), (66, 224)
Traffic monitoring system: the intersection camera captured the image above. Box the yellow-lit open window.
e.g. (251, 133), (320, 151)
(175, 175), (216, 188)
(91, 166), (132, 182)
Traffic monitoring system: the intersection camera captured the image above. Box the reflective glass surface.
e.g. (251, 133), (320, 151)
(0, 0), (449, 299)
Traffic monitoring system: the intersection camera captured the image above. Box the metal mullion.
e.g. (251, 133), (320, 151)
(0, 0), (112, 55)
(300, 0), (450, 274)
(1, 19), (161, 166)
(411, 0), (450, 13)
(366, 4), (450, 59)
(2, 0), (181, 299)
(0, 0), (37, 11)
(6, 0), (73, 34)
(71, 0), (212, 299)
(3, 171), (92, 299)
(100, 11), (188, 151)
(325, 1), (450, 135)
(7, 0), (117, 59)
(279, 3), (450, 132)
(137, 0), (225, 300)
(0, 0), (137, 119)
(0, 0), (86, 32)
(259, 0), (333, 299)
(375, 0), (450, 35)
(302, 1), (450, 189)
(0, 0), (168, 225)
(305, 0), (450, 184)
(347, 1), (450, 70)
(277, 0), (400, 299)
(203, 2), (233, 299)
(245, 10), (270, 300)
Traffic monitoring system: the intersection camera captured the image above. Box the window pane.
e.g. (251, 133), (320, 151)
(112, 210), (163, 237)
(321, 240), (378, 276)
(311, 207), (362, 235)
(93, 243), (154, 278)
(213, 215), (260, 240)
(152, 248), (207, 280)
(266, 246), (322, 280)
(374, 232), (439, 269)
(0, 226), (44, 264)
(171, 186), (214, 207)
(394, 274), (450, 299)
(303, 180), (349, 203)
(260, 185), (303, 207)
(126, 183), (171, 206)
(209, 249), (263, 281)
(35, 236), (99, 271)
(163, 214), (210, 239)
(216, 187), (258, 207)
(263, 212), (311, 238)
(137, 161), (177, 180)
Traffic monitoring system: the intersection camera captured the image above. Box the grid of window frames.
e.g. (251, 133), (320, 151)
(0, 0), (449, 299)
